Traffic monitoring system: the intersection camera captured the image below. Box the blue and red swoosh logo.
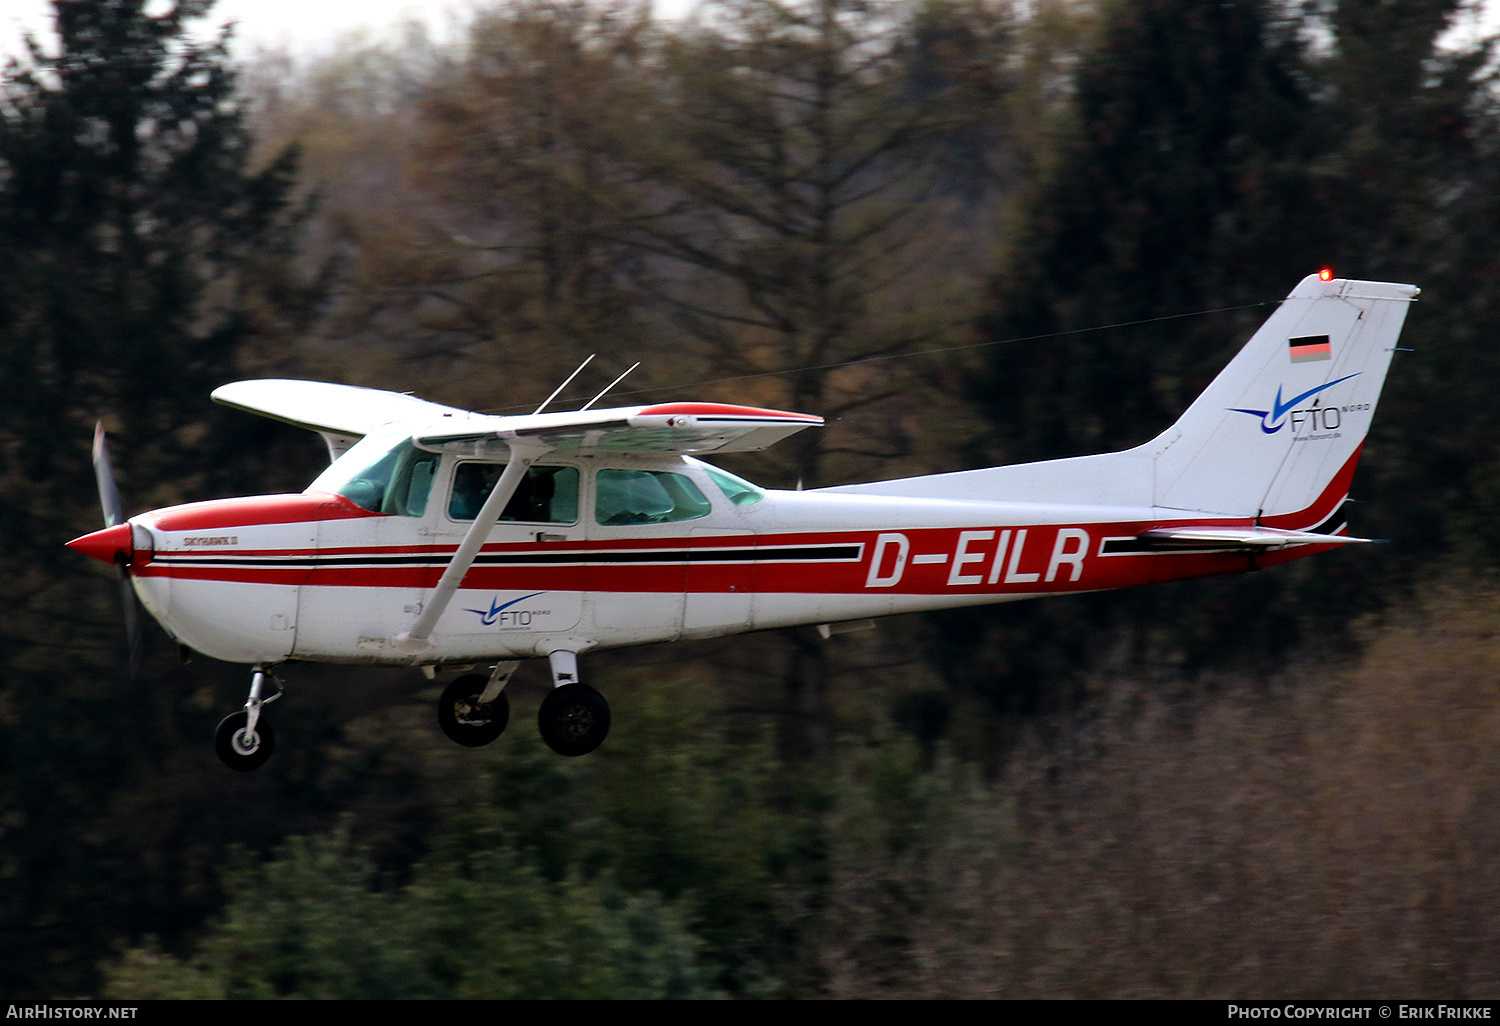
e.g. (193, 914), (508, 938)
(1229, 374), (1360, 434)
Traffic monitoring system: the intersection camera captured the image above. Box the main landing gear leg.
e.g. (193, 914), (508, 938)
(437, 661), (518, 748)
(537, 650), (610, 757)
(215, 664), (281, 771)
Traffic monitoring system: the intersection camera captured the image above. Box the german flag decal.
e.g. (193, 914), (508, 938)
(1289, 334), (1332, 363)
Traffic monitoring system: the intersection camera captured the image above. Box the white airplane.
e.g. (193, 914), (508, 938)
(68, 273), (1418, 769)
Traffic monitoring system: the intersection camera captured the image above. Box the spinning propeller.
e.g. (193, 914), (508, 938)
(67, 423), (146, 677)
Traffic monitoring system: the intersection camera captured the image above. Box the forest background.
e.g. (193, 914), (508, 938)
(4, 0), (1500, 999)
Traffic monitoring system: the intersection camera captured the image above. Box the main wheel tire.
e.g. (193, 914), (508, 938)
(215, 711), (274, 771)
(538, 683), (610, 757)
(438, 673), (510, 747)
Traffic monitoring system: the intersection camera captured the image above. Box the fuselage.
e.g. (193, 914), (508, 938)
(61, 276), (1414, 770)
(103, 449), (1337, 667)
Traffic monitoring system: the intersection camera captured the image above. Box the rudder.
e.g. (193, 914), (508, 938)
(1147, 274), (1418, 519)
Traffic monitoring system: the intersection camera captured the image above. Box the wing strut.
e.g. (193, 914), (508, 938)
(392, 441), (544, 656)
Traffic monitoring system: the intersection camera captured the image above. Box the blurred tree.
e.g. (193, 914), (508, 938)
(287, 1), (661, 412)
(972, 0), (1323, 463)
(416, 0), (659, 390)
(637, 0), (1009, 489)
(602, 0), (1038, 758)
(0, 0), (312, 492)
(0, 0), (315, 996)
(936, 0), (1498, 723)
(1311, 0), (1500, 565)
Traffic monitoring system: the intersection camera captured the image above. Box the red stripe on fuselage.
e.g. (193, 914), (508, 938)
(137, 455), (1368, 595)
(135, 524), (1294, 595)
(143, 492), (382, 531)
(1259, 445), (1362, 530)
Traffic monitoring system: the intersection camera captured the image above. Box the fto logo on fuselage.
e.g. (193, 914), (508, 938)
(864, 528), (1090, 589)
(1229, 373), (1361, 435)
(466, 592), (546, 628)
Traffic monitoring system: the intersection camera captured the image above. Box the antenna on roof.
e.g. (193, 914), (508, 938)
(580, 362), (640, 411)
(532, 354), (595, 415)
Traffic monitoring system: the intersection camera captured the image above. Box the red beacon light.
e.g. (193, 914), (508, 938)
(1319, 267), (1334, 281)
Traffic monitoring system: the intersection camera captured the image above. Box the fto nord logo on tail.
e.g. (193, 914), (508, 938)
(1229, 373), (1361, 435)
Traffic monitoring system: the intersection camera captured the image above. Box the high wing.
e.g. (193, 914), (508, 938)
(212, 379), (823, 458)
(212, 379), (477, 461)
(413, 401), (823, 456)
(212, 379), (474, 436)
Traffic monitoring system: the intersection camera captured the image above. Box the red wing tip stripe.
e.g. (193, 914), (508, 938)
(691, 416), (819, 425)
(638, 402), (822, 424)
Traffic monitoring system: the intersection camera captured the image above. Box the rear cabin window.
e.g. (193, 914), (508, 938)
(702, 464), (765, 506)
(449, 464), (580, 524)
(594, 469), (712, 525)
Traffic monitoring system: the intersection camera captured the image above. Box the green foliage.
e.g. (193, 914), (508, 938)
(98, 677), (999, 999)
(104, 826), (719, 999)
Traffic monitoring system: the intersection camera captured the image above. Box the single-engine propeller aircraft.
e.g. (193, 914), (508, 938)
(68, 273), (1418, 769)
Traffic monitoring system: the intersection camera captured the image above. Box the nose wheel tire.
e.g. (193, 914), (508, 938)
(438, 673), (510, 747)
(538, 683), (610, 757)
(215, 711), (275, 771)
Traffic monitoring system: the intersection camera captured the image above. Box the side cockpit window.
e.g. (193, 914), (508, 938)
(309, 434), (439, 517)
(384, 447), (440, 517)
(450, 464), (580, 524)
(595, 469), (711, 525)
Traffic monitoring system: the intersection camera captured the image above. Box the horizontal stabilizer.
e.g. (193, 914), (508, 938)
(1133, 526), (1373, 552)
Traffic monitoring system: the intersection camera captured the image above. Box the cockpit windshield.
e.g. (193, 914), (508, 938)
(307, 431), (439, 516)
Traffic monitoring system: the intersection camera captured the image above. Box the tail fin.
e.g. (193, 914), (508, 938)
(1148, 274), (1417, 518)
(824, 274), (1418, 520)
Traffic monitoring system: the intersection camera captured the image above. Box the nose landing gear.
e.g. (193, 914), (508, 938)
(216, 665), (281, 771)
